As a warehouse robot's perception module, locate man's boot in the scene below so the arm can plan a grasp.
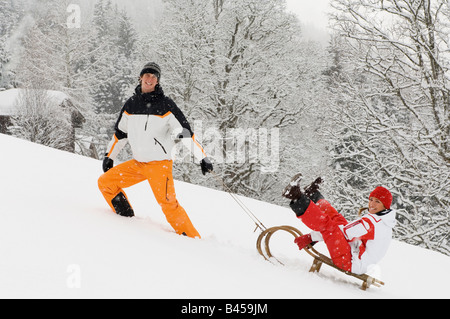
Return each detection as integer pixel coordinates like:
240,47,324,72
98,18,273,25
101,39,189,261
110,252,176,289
111,192,135,217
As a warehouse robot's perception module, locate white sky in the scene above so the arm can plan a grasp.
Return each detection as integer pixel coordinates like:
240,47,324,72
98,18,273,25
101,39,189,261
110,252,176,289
285,0,330,30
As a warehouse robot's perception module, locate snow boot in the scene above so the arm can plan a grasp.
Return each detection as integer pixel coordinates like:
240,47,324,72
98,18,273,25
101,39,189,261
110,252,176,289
282,174,313,217
111,192,135,217
282,173,304,200
304,177,324,203
283,174,324,203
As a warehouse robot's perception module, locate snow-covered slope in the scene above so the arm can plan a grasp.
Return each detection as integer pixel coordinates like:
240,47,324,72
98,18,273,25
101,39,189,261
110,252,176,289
0,133,449,299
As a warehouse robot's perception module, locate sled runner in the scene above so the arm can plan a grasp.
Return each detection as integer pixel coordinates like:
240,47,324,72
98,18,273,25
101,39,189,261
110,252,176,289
256,225,385,291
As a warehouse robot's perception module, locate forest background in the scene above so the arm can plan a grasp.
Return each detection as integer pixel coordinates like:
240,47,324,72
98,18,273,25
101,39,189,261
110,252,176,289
0,0,448,256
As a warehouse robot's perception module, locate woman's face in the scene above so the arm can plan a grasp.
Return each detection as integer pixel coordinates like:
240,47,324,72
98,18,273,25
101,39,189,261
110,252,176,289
368,197,386,214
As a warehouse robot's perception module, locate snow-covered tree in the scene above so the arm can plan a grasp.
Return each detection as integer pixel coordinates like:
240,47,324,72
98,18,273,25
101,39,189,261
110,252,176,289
9,88,72,151
8,0,142,158
0,0,28,88
15,0,99,108
89,0,139,114
154,0,326,203
325,0,450,256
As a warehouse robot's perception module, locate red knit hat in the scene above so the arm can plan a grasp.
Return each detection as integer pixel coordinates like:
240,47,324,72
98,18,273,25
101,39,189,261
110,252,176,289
369,186,393,209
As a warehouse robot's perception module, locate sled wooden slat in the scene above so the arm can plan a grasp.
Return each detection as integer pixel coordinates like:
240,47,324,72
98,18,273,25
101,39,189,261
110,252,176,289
256,226,385,291
309,258,323,273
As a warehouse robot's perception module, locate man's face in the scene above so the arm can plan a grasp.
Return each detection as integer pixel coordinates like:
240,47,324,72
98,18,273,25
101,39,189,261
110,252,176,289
141,73,159,93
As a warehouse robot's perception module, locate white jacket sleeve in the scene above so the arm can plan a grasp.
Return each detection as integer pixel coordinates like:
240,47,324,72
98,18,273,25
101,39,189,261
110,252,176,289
106,134,128,160
105,110,128,160
180,134,207,162
167,104,208,162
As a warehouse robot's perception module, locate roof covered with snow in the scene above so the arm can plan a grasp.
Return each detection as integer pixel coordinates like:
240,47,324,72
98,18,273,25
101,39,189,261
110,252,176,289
0,88,71,116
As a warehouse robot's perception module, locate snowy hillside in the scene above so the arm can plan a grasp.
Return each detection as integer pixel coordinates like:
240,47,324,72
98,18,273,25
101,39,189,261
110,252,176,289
1,133,449,300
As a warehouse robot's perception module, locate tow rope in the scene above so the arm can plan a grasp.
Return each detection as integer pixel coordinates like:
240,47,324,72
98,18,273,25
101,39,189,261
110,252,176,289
211,171,267,232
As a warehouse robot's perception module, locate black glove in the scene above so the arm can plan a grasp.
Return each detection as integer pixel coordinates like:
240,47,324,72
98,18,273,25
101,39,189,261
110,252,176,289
200,157,213,175
103,157,114,173
176,128,192,140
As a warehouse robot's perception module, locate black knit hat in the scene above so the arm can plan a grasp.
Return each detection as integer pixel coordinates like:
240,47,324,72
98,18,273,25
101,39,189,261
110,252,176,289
140,62,161,80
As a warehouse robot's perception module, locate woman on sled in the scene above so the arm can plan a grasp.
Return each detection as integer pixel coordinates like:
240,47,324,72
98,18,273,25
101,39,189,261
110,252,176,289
283,175,397,275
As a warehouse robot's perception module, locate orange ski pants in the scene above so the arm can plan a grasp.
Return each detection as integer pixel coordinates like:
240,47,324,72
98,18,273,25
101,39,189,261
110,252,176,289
98,159,201,238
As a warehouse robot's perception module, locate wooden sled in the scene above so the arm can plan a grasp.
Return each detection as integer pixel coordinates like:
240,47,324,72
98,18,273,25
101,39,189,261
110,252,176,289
256,226,385,291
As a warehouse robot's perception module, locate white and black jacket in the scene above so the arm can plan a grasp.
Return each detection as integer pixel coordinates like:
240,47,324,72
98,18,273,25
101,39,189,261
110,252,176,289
106,85,207,163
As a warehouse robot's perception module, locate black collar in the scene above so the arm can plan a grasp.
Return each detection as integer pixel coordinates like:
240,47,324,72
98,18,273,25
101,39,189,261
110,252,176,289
135,84,164,97
376,209,392,216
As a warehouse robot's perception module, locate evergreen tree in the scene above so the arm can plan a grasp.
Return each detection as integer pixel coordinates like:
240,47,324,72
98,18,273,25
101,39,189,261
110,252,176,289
90,0,139,114
16,0,98,106
0,0,26,88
